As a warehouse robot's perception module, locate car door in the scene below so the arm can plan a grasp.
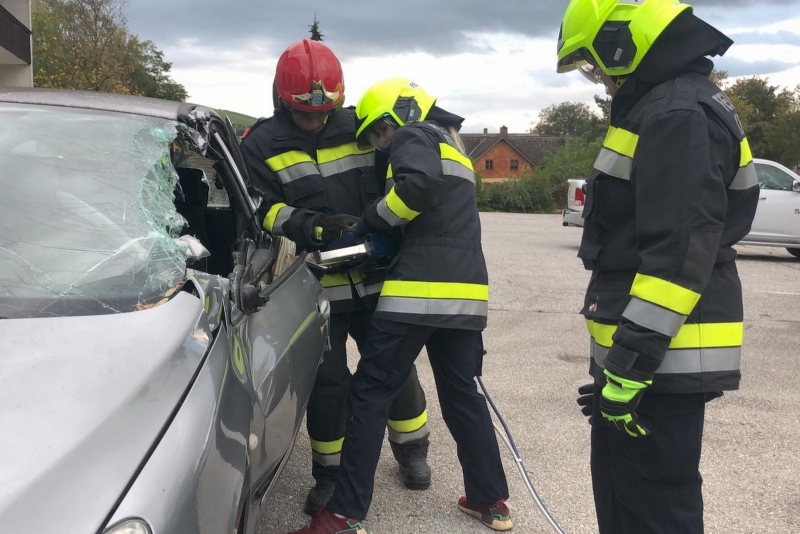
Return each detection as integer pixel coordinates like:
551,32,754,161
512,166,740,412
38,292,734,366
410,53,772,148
210,117,329,496
750,161,800,244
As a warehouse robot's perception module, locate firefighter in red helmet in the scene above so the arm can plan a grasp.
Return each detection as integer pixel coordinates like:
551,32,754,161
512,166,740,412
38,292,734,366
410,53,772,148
241,39,432,516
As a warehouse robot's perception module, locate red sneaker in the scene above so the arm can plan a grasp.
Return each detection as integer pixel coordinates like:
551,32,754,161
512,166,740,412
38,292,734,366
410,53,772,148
457,496,513,531
288,508,367,534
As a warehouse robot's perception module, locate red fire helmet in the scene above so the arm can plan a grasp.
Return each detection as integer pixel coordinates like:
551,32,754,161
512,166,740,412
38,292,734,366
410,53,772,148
274,39,344,113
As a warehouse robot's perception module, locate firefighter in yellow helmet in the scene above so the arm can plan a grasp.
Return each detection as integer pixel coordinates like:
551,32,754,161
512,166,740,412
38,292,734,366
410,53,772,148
557,1,759,532
289,78,511,533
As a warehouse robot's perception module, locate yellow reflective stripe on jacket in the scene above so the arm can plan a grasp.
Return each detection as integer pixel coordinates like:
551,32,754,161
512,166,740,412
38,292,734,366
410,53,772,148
377,187,420,226
263,202,295,235
321,271,365,288
266,150,314,171
586,319,743,349
630,274,701,316
730,138,758,190
310,437,344,455
440,143,475,183
603,126,639,158
668,322,743,349
317,143,374,177
381,281,488,301
387,163,393,179
739,138,753,167
316,142,372,164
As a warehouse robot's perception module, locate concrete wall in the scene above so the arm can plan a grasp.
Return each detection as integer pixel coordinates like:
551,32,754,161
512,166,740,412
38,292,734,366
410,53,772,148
0,0,32,87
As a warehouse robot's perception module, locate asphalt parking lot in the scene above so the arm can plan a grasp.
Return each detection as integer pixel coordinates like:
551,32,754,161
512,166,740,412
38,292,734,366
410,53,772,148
259,212,800,534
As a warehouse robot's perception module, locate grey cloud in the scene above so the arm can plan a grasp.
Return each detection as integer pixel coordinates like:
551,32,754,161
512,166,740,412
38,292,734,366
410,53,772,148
729,30,800,47
714,57,800,77
128,0,800,63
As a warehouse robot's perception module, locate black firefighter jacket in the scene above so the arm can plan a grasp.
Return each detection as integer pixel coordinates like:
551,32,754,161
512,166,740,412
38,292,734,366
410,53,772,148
362,119,488,331
582,68,759,394
241,108,385,314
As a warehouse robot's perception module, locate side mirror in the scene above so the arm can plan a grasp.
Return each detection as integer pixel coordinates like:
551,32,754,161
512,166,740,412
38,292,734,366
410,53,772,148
793,181,800,193
232,244,274,315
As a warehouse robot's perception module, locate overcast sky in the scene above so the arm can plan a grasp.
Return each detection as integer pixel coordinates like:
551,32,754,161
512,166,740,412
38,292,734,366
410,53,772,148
126,1,800,133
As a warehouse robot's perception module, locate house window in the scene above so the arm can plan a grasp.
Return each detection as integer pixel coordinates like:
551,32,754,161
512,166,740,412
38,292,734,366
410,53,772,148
510,159,519,171
485,159,494,170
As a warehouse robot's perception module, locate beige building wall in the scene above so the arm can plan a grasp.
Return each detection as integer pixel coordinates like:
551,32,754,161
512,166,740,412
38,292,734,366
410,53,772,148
0,0,33,87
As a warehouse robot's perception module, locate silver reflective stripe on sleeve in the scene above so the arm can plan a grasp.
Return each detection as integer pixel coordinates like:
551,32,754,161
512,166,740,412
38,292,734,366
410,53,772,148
318,153,374,177
591,340,742,374
311,452,341,467
376,196,407,227
385,178,396,194
324,285,353,302
376,297,488,317
729,162,758,190
357,282,383,299
272,206,296,236
388,424,430,444
622,297,686,338
442,160,475,183
593,148,632,181
275,162,320,185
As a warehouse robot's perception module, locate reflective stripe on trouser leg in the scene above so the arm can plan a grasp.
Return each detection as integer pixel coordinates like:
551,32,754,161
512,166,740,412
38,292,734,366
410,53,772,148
306,313,351,475
388,411,429,444
388,363,429,445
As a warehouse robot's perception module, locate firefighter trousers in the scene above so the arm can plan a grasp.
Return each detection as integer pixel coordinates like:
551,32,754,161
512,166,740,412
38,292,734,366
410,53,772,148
305,309,429,482
327,319,509,520
591,384,708,534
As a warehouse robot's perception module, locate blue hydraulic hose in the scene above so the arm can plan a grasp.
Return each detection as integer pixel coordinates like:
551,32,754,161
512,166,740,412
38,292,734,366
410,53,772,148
477,376,567,534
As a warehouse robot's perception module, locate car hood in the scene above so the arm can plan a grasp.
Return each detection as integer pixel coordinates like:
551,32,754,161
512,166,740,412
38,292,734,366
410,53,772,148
0,292,207,534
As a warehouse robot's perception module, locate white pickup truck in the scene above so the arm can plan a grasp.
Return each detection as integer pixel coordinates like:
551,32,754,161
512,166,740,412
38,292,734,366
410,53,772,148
561,158,800,258
561,178,587,228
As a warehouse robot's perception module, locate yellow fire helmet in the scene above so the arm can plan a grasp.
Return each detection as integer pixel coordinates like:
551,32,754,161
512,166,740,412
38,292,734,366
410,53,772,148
557,0,692,77
355,77,436,145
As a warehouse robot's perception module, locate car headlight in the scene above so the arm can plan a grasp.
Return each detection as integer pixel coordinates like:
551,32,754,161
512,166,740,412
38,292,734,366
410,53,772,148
103,519,152,534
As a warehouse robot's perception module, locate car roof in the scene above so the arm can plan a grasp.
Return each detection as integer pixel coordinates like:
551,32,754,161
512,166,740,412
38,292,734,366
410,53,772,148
0,87,186,120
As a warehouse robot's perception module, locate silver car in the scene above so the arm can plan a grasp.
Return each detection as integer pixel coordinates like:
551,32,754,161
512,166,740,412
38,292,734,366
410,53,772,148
739,158,800,257
0,88,330,534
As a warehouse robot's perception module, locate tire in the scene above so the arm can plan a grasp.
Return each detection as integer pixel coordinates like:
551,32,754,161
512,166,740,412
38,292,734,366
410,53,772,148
787,248,800,258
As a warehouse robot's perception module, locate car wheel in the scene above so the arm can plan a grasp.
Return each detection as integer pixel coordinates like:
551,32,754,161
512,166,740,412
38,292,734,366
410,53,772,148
787,248,800,259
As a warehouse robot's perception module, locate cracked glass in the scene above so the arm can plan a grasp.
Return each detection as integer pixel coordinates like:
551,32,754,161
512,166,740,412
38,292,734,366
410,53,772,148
0,102,198,318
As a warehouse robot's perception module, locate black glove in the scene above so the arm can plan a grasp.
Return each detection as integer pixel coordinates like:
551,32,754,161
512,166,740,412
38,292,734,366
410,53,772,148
309,214,360,243
577,383,594,425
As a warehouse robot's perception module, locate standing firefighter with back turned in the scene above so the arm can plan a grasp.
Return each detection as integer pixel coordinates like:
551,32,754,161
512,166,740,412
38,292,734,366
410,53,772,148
556,1,759,532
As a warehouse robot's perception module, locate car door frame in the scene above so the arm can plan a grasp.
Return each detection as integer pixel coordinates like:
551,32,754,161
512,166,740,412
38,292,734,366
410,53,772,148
200,112,329,519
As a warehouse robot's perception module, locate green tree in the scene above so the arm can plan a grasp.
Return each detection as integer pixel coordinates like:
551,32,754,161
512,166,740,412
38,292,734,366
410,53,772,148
309,14,324,41
709,69,728,87
532,102,605,139
728,77,796,161
594,94,611,122
32,0,188,101
129,38,188,101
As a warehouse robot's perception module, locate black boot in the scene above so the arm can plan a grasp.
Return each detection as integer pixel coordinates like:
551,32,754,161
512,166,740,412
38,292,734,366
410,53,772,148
304,463,338,516
390,438,431,490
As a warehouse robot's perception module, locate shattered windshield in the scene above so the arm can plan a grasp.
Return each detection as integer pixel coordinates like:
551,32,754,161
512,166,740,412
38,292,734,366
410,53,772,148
0,103,193,318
